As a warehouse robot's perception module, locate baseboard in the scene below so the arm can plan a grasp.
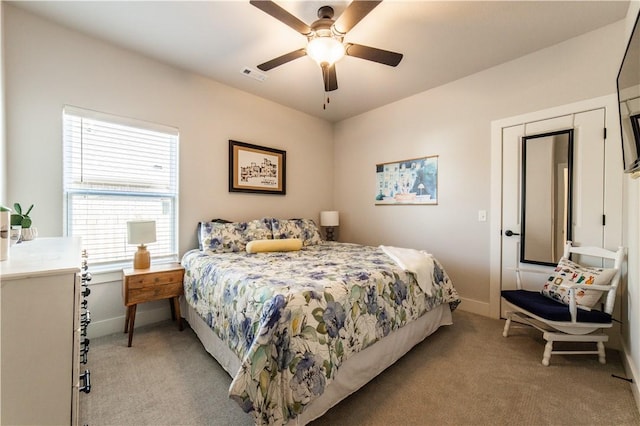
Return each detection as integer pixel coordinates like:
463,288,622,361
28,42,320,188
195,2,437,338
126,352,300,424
87,306,172,339
456,297,490,317
621,339,640,415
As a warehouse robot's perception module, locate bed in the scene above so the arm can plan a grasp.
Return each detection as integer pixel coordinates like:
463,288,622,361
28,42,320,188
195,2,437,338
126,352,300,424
180,218,460,425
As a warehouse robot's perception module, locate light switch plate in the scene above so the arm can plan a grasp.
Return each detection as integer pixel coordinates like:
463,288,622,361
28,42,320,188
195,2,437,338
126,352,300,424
478,210,487,222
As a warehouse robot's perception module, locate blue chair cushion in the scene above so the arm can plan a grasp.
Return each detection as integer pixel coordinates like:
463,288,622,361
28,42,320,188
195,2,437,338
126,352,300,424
501,290,612,323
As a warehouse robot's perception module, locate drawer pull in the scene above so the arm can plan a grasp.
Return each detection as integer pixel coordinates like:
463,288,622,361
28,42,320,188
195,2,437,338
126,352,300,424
81,311,91,327
81,337,90,354
79,370,91,393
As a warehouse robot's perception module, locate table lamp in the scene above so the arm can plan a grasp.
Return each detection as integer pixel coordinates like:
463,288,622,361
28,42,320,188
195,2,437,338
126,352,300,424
127,220,156,269
320,211,339,241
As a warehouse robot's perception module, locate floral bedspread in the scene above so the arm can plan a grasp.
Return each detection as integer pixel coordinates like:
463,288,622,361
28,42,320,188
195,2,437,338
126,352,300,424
181,242,459,424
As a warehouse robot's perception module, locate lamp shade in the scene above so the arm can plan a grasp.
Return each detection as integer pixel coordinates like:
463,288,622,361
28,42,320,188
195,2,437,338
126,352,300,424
320,211,339,227
127,220,156,245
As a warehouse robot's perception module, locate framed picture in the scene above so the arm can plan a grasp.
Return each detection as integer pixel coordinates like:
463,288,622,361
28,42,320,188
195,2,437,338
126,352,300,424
375,155,438,205
229,140,286,195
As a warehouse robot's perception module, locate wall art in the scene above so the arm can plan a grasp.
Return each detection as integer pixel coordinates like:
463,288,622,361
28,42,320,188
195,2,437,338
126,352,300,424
375,155,438,205
229,140,286,195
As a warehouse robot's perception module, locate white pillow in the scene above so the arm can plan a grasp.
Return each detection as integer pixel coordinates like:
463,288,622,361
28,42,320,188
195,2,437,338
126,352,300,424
541,257,616,308
246,238,302,253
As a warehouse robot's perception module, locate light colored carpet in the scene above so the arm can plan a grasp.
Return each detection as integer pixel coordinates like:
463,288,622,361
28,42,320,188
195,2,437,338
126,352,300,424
79,310,640,425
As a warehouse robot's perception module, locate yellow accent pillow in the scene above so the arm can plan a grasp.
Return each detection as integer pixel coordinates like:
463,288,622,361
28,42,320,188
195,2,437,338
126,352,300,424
246,238,302,253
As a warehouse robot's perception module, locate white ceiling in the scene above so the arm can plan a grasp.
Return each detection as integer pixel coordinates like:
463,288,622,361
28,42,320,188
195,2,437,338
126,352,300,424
10,0,630,122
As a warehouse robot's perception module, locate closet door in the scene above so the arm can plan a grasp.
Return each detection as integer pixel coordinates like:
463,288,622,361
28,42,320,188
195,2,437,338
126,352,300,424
500,108,606,302
572,109,606,249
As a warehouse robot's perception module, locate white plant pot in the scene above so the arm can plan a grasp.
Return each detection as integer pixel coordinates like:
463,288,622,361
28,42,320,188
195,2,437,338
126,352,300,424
21,227,38,241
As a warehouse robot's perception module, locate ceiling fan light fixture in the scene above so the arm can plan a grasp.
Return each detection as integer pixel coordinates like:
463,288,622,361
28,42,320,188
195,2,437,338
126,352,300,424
306,36,345,66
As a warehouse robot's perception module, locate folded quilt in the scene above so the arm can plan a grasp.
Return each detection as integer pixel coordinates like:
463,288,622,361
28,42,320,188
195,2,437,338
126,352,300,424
380,245,435,296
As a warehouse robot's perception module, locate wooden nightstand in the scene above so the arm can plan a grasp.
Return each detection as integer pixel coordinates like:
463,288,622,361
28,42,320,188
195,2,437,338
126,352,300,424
122,263,185,347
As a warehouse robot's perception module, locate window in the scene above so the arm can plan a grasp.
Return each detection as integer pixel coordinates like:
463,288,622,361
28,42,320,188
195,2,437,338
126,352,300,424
63,106,179,268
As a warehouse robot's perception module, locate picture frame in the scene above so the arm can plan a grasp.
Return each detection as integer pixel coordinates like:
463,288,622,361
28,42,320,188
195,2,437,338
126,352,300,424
375,155,438,205
229,140,286,195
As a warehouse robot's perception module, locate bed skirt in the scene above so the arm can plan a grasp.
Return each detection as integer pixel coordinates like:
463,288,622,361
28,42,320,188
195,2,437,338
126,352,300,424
180,297,452,425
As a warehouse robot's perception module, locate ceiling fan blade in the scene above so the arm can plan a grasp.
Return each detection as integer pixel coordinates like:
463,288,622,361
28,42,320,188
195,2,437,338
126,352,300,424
334,0,382,34
257,48,307,71
250,0,311,35
321,63,338,92
345,43,403,67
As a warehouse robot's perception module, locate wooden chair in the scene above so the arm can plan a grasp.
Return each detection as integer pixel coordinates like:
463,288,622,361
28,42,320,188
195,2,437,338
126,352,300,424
501,241,625,366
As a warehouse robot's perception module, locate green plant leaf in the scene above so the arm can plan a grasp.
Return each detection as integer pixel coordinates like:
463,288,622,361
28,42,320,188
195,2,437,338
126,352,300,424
24,204,34,216
10,214,22,226
21,217,32,228
13,203,22,215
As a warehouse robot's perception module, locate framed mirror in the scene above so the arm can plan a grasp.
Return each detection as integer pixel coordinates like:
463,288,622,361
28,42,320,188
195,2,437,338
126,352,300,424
521,129,574,266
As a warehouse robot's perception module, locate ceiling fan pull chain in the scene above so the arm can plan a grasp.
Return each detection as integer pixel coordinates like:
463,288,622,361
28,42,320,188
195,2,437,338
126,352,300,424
323,95,331,110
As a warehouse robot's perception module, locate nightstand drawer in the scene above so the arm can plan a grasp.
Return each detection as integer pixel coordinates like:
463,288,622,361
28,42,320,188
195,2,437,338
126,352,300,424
127,270,184,289
126,280,183,305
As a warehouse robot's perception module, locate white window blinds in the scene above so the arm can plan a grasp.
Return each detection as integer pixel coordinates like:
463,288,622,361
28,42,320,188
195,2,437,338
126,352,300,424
63,106,179,267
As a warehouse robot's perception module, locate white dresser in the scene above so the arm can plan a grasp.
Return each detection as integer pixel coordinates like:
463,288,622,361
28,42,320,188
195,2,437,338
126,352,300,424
1,237,83,425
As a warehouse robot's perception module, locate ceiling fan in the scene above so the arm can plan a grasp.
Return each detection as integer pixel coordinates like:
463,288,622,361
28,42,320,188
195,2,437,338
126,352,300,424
250,0,403,92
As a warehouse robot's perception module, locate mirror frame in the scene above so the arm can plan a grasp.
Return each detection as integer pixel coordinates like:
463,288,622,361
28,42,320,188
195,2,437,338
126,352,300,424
520,129,574,266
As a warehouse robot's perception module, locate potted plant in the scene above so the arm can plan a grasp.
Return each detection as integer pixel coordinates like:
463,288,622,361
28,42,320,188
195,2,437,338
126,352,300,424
11,203,37,241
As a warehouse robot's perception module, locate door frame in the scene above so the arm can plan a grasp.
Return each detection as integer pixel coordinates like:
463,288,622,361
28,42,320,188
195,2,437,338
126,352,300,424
489,93,622,319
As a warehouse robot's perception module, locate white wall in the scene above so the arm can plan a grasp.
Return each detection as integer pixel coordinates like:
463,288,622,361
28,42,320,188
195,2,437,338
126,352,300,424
621,0,640,409
5,5,334,249
3,4,334,336
334,1,640,405
333,20,627,314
